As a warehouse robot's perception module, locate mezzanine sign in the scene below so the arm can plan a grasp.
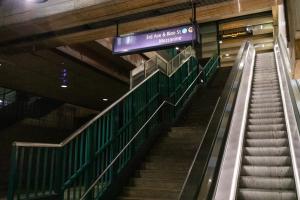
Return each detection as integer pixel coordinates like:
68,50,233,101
113,24,196,55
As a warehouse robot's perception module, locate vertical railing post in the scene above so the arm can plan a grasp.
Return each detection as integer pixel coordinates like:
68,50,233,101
129,71,133,90
112,106,120,181
54,148,64,200
8,145,17,200
144,62,147,79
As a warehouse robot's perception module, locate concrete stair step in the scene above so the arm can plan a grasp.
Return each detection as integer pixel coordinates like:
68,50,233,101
135,169,187,179
131,178,183,189
142,162,190,170
121,187,179,199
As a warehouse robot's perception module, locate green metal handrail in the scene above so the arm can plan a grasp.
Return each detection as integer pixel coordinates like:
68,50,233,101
7,51,219,200
202,54,219,85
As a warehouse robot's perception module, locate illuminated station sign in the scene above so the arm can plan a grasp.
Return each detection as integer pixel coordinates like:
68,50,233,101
113,24,196,55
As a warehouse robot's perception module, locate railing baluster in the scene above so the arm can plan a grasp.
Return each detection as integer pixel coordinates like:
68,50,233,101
17,148,25,200
49,149,55,194
8,49,214,200
26,148,33,199
34,148,41,196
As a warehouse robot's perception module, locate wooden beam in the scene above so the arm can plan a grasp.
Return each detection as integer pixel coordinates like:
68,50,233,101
219,16,273,31
57,42,132,83
0,0,190,42
0,0,278,53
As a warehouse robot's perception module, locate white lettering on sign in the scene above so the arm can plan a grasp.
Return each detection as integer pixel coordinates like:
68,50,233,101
158,36,183,44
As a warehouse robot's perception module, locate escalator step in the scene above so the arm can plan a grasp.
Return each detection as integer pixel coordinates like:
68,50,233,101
252,87,279,92
245,138,288,147
249,112,284,119
241,166,293,177
243,156,291,166
249,107,283,114
247,124,285,132
251,94,281,100
250,102,282,109
246,131,286,139
244,147,289,156
253,81,278,85
238,188,297,200
248,118,285,125
239,176,295,190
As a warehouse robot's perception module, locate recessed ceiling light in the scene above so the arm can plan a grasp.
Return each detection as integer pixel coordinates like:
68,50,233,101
225,53,230,57
61,84,68,88
102,98,108,102
27,0,48,3
175,47,180,50
219,40,223,44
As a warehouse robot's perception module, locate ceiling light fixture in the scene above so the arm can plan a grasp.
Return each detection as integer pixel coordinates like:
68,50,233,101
102,98,109,102
219,40,223,44
27,0,48,3
175,47,180,50
225,53,230,57
61,84,68,88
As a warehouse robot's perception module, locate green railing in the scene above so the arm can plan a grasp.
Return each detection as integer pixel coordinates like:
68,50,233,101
7,49,219,200
130,46,194,89
202,54,219,85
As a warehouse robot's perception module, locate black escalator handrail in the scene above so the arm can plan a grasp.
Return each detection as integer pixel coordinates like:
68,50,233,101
178,41,251,200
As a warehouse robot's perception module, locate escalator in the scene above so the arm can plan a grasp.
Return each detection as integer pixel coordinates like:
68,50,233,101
210,39,300,200
237,52,297,199
177,39,300,200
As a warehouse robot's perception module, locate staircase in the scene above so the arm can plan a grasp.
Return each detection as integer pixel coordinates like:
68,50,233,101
117,67,231,200
0,104,97,198
237,53,297,200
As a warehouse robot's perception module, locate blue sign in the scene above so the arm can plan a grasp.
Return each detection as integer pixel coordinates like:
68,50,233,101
113,24,196,55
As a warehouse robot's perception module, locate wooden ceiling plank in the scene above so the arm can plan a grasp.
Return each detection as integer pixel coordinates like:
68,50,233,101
0,0,278,53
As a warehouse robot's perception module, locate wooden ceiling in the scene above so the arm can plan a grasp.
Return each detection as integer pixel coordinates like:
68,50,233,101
0,0,281,110
219,12,275,67
0,0,279,53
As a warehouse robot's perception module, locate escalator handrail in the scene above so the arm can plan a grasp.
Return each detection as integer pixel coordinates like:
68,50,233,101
213,42,255,200
275,36,300,198
178,41,251,200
